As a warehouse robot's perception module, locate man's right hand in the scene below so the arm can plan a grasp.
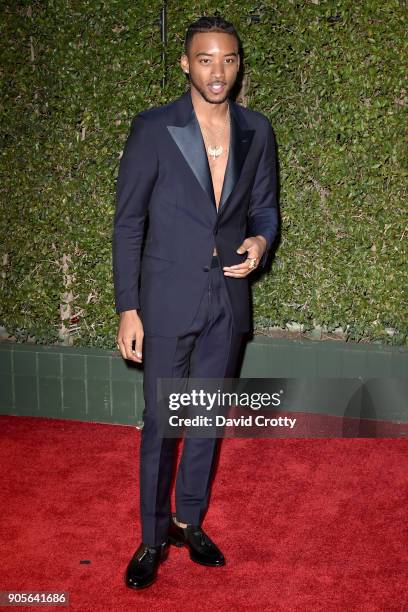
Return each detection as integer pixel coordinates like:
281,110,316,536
116,309,144,363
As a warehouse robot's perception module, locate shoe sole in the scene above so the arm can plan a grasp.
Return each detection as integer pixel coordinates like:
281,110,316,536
125,575,156,590
168,535,225,567
189,554,226,567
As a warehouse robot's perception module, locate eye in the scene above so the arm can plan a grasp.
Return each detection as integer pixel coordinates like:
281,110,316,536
199,59,211,64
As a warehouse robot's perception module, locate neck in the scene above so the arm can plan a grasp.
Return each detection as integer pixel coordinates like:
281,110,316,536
190,87,229,125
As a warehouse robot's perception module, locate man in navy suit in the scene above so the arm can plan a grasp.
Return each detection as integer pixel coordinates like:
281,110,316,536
112,15,278,588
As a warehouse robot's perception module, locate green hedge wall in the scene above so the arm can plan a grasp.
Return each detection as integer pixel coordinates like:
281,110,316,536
1,0,407,347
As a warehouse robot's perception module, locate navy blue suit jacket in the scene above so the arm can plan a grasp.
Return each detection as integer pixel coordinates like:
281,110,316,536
112,90,278,337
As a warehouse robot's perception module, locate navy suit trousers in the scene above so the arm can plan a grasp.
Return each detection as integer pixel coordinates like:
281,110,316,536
140,255,244,546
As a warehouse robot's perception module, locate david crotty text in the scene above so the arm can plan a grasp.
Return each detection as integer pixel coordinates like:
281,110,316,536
168,415,297,429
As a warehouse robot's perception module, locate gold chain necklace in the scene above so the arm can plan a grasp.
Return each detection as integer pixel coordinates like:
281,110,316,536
200,105,230,161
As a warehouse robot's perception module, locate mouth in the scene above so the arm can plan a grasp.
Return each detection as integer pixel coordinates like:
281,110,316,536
208,82,226,94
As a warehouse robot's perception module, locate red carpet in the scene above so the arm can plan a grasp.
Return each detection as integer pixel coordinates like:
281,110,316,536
0,415,407,611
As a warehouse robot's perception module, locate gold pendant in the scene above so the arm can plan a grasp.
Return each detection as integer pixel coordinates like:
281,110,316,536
207,144,223,160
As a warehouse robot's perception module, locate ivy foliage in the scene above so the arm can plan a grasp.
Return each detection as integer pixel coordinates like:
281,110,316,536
0,0,406,347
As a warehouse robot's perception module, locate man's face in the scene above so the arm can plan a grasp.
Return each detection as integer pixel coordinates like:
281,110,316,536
181,32,240,104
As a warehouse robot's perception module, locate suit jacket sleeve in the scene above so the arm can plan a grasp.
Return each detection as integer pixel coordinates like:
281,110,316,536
247,118,279,269
112,115,158,314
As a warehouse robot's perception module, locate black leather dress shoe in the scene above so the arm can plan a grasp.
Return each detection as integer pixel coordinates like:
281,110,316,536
125,541,168,589
167,515,225,567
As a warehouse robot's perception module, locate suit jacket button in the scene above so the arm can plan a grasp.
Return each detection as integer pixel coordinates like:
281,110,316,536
203,266,210,272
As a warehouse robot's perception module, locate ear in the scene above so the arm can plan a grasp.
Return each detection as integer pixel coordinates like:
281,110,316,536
180,54,189,75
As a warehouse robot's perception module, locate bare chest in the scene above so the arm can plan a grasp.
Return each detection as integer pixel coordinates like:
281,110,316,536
205,131,230,211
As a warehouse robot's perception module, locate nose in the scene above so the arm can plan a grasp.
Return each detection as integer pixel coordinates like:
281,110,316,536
211,60,225,80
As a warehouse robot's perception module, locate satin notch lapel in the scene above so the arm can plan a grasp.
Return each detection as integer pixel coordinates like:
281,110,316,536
219,110,254,210
167,112,215,207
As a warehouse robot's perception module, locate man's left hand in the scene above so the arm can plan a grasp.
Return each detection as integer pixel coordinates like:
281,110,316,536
223,236,267,278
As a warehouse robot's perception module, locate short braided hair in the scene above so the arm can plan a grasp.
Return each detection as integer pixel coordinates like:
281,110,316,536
184,15,240,56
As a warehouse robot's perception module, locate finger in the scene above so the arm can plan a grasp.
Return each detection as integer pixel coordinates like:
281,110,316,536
223,263,251,271
134,332,144,362
116,338,126,359
236,238,252,255
224,265,252,277
242,237,253,249
224,258,258,277
224,270,250,277
124,336,141,363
